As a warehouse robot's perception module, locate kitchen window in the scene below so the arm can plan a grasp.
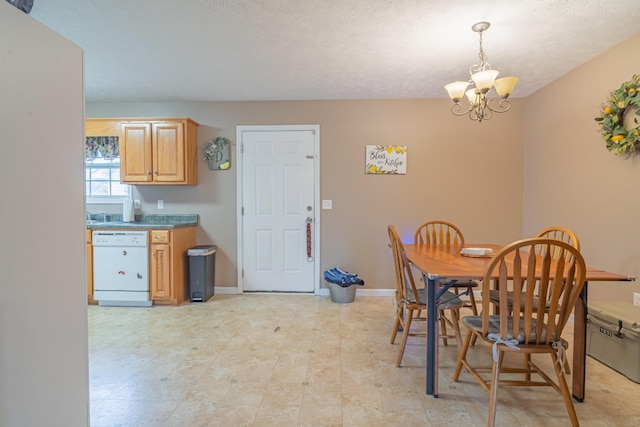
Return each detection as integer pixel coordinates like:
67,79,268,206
86,158,130,203
85,135,130,203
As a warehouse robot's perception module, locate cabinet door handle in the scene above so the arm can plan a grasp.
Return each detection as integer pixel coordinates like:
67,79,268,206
154,170,158,174
146,170,151,174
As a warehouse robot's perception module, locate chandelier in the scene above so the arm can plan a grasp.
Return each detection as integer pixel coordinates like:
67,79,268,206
444,22,518,122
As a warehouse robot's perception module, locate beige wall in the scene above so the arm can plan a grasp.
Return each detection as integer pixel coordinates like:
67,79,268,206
88,99,524,290
88,32,640,301
523,32,640,303
1,3,88,425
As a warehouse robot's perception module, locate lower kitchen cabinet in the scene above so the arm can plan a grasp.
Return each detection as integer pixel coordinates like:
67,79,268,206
150,227,196,305
87,226,196,305
150,230,171,301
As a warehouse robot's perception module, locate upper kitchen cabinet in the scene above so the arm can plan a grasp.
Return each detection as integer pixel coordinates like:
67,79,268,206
120,118,199,185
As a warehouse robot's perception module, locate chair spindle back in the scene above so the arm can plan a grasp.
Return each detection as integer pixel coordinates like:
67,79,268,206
480,238,586,345
414,220,464,246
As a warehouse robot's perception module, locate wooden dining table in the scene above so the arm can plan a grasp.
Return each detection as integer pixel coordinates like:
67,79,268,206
404,243,634,401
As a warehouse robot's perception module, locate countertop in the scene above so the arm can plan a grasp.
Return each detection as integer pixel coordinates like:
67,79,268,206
86,214,198,230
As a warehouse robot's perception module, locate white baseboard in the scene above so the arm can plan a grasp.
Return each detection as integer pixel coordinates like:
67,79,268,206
319,287,395,297
215,286,395,297
214,286,241,295
354,288,395,297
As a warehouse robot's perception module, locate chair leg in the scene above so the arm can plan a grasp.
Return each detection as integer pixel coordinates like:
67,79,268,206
470,331,478,347
450,308,462,348
467,285,478,315
396,308,414,367
390,300,405,344
488,350,504,427
524,353,531,381
453,329,473,381
463,285,479,346
390,310,401,344
551,351,580,427
560,340,571,374
439,311,449,346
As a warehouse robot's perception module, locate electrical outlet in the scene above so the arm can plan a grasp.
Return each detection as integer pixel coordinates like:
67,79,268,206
133,199,140,209
157,200,164,210
634,292,640,307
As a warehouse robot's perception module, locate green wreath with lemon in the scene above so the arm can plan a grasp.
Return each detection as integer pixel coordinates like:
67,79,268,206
595,74,640,156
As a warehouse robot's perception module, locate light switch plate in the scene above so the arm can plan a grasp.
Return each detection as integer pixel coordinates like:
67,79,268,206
322,200,332,209
157,200,164,209
133,199,141,209
634,292,640,306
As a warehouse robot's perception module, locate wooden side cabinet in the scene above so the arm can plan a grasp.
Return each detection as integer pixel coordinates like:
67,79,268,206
150,227,196,305
120,118,199,185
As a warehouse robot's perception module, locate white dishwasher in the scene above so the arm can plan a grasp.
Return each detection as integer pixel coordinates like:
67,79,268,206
92,230,151,307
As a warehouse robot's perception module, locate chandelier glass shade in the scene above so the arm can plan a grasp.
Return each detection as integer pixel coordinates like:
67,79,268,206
445,22,518,122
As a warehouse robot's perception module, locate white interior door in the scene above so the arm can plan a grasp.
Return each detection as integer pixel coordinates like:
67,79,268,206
238,126,319,292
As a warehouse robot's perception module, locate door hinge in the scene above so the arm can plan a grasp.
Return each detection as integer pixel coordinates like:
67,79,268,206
241,206,244,216
240,142,244,153
242,269,244,278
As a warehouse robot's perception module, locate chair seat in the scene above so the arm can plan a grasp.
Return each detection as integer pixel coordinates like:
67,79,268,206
405,289,462,309
462,315,558,344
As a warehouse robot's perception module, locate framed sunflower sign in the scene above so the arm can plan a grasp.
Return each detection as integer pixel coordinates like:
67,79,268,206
365,145,407,174
595,74,640,156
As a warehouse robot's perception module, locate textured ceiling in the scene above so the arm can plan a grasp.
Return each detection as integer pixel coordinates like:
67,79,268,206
29,0,640,102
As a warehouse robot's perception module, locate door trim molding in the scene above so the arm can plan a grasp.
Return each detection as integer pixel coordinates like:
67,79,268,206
235,125,321,294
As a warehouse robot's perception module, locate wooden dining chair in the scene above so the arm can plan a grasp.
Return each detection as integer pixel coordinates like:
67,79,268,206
536,226,581,258
487,226,581,373
453,238,586,427
414,221,479,328
388,225,463,367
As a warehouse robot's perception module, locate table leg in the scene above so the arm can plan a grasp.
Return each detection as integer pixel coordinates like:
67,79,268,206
572,281,588,402
425,274,439,397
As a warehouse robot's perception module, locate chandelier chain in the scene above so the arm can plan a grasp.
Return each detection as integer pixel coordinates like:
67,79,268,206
470,29,490,76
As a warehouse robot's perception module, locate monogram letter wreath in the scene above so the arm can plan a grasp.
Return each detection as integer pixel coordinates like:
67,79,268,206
595,74,640,156
203,137,230,170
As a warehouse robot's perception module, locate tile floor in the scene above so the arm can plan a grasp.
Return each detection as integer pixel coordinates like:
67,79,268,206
89,294,640,426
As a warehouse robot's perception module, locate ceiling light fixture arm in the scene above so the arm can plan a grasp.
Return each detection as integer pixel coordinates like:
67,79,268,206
450,94,510,122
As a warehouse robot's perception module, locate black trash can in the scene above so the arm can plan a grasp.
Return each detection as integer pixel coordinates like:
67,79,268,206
188,245,216,302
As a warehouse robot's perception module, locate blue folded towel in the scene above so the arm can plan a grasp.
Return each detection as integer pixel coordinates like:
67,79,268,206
331,267,357,278
324,268,364,287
